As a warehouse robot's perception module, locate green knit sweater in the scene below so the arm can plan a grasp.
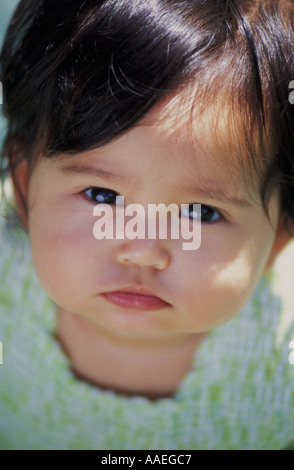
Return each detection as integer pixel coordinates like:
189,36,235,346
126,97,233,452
0,212,294,450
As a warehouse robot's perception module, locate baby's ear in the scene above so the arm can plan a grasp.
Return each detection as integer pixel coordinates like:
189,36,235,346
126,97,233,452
264,217,293,272
10,155,29,229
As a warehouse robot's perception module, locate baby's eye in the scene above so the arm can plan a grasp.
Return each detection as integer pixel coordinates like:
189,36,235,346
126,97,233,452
84,187,120,205
181,204,222,223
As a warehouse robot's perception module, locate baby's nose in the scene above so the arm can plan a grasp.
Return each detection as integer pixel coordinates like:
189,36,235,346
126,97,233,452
115,239,170,270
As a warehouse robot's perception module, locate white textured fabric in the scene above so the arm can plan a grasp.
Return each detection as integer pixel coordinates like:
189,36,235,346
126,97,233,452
0,213,294,450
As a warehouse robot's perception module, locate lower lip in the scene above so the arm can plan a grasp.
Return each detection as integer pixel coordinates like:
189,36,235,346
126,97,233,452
101,292,170,311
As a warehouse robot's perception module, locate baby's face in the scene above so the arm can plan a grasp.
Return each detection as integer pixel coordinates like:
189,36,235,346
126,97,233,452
24,94,285,339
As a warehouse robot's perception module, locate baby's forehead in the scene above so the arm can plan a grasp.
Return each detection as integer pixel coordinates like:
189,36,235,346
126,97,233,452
139,87,269,196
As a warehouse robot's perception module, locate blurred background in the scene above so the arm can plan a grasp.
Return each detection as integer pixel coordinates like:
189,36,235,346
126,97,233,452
0,0,19,145
0,0,19,44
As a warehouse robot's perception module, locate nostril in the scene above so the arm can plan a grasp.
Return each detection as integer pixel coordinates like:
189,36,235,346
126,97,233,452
116,242,170,270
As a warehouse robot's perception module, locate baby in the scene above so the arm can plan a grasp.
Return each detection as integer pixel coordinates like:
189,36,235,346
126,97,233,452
0,0,294,450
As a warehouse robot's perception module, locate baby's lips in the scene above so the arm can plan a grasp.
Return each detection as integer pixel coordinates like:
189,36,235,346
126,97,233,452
101,285,171,310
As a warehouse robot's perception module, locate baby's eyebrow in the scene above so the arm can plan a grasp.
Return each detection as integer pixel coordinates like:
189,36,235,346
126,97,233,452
60,163,255,207
60,163,127,181
180,187,255,207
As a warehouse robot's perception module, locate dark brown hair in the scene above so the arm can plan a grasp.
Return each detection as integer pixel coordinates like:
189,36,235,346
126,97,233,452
1,0,294,224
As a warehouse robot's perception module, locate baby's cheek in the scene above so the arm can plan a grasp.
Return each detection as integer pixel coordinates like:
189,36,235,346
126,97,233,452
178,252,257,331
29,220,94,303
203,257,258,320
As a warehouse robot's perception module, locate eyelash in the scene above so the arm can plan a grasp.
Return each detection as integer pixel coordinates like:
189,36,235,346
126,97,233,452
83,187,224,223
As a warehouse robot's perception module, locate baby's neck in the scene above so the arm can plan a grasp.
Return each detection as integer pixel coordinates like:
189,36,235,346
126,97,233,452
55,308,206,400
